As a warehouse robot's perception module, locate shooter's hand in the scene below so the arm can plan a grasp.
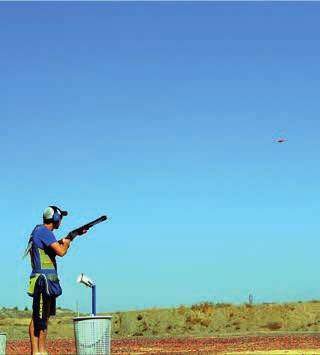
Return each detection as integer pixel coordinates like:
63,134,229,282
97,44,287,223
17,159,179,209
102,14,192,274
62,238,71,246
66,229,88,241
66,231,77,241
59,238,71,246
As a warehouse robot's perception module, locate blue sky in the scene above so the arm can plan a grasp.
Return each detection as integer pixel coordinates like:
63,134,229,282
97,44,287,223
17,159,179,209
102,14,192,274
2,2,320,313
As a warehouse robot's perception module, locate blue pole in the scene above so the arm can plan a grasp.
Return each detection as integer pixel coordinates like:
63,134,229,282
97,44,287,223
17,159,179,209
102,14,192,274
92,285,96,316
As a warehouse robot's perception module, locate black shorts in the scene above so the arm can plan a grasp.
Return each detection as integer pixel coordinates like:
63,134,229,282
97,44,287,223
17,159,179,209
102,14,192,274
32,286,56,331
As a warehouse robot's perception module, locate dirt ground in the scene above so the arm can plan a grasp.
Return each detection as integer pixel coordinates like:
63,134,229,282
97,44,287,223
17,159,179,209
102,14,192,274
6,334,320,354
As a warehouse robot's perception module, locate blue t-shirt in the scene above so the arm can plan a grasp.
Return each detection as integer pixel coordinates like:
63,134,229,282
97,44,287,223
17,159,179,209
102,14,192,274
29,225,58,275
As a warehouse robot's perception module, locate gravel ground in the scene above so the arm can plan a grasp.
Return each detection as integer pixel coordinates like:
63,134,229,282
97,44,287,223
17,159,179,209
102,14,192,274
6,334,320,354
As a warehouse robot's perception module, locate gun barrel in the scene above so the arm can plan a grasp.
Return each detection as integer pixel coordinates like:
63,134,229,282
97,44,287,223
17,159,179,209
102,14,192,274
83,215,107,230
67,215,108,240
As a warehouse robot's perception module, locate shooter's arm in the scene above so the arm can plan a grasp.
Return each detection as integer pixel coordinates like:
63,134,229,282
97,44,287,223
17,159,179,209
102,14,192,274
51,238,71,257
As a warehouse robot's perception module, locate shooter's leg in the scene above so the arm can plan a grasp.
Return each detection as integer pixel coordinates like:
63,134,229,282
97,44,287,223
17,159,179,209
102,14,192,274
29,318,39,355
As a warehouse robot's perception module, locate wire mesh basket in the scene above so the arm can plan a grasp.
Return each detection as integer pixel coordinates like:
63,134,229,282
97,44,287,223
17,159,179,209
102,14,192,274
0,333,6,355
73,316,112,355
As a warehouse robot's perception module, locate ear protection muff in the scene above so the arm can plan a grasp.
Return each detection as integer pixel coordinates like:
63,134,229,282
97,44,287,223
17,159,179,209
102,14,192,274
50,206,62,223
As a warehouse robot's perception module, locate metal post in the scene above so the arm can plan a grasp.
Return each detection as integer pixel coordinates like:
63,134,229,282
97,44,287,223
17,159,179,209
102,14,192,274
92,285,96,316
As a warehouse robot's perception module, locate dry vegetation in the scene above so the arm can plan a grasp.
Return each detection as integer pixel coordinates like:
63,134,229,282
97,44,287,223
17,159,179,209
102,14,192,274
2,301,320,340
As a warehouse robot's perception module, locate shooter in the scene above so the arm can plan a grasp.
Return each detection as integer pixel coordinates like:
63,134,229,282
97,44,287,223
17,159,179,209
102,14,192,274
25,206,107,355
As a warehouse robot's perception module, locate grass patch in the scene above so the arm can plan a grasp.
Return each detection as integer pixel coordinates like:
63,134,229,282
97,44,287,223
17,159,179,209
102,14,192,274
2,300,320,339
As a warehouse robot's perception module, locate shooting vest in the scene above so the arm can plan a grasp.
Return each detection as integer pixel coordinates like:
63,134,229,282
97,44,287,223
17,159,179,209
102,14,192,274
26,225,62,297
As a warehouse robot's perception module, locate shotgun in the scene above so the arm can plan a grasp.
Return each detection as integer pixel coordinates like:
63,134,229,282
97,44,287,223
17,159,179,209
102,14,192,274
66,215,107,241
